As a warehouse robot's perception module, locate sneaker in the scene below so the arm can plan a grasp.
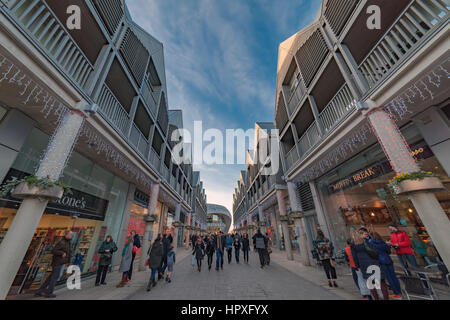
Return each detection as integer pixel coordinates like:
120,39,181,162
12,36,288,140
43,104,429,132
44,294,56,298
101,282,107,285
389,294,402,299
167,278,171,283
333,282,338,288
215,267,219,271
95,283,100,287
328,282,333,287
34,292,43,297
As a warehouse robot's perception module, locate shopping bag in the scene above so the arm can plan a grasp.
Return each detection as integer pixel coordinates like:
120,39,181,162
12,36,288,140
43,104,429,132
191,256,195,267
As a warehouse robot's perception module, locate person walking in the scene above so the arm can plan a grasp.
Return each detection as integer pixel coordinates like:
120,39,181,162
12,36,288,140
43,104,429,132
241,233,250,264
116,235,133,288
127,230,141,282
264,233,271,266
95,235,117,286
233,236,241,264
215,231,226,271
344,239,360,292
369,232,402,299
205,235,216,271
388,223,418,274
351,228,389,300
35,230,72,298
254,229,268,268
313,230,338,288
159,233,171,280
192,237,205,272
166,245,176,283
225,234,233,264
146,235,164,292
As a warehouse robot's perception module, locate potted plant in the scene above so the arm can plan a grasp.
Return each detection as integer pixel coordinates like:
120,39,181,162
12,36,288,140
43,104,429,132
0,175,71,202
172,220,184,228
145,214,158,223
288,210,304,219
388,171,443,195
279,215,290,222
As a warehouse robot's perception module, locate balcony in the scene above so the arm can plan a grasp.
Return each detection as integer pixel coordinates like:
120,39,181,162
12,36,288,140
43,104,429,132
286,81,306,115
97,84,130,137
319,83,356,133
5,0,94,89
129,124,149,158
160,164,169,182
141,76,158,117
149,148,160,171
358,0,449,90
285,145,299,172
298,121,321,156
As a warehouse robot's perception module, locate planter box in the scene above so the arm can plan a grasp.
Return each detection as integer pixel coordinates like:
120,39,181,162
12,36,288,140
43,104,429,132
144,215,157,223
279,215,290,222
289,212,304,219
395,177,444,195
173,221,184,228
12,182,63,201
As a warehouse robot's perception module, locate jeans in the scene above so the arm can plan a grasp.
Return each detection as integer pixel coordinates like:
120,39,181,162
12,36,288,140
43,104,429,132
321,259,337,280
196,258,202,269
95,265,109,285
235,248,240,263
150,268,158,280
381,263,401,295
216,249,224,269
159,255,168,274
397,254,418,274
227,248,232,263
351,267,360,290
356,269,370,296
243,249,249,263
207,254,214,268
258,249,266,266
37,265,63,295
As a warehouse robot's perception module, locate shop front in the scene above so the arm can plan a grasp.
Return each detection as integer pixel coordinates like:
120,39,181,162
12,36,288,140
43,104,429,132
315,124,449,265
0,127,130,296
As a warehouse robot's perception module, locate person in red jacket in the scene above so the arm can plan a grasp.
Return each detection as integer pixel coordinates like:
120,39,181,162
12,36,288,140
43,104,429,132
388,223,418,274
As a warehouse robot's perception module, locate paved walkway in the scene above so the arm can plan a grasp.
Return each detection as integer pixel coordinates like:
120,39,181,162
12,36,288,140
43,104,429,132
19,247,450,300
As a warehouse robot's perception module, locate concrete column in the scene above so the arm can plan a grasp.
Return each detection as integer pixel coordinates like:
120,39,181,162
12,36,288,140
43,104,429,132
276,189,293,261
0,110,85,300
0,109,35,183
113,184,136,267
139,182,160,271
172,202,182,251
287,181,311,266
368,107,450,269
258,205,267,234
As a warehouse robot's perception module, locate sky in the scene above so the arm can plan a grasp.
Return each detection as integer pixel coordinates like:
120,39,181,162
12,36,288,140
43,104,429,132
127,0,321,216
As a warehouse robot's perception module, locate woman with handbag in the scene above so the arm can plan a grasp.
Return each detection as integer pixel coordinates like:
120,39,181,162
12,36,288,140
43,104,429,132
351,228,389,300
95,235,117,286
313,230,338,288
192,237,205,272
146,235,163,292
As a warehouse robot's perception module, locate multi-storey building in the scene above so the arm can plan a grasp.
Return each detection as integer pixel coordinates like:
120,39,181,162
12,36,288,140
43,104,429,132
232,123,294,252
275,0,450,267
184,171,208,243
0,0,204,298
206,204,231,234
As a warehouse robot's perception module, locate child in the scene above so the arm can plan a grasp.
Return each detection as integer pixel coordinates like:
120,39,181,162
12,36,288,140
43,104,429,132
166,245,176,283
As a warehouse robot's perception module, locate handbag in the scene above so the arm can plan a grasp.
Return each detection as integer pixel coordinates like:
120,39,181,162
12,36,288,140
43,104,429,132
330,259,337,268
365,242,379,260
191,255,195,266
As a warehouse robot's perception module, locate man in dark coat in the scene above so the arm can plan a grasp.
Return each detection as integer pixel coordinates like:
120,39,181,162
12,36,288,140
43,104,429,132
254,229,268,268
127,230,141,281
95,235,117,286
159,234,171,279
35,230,72,298
147,236,163,291
214,231,227,271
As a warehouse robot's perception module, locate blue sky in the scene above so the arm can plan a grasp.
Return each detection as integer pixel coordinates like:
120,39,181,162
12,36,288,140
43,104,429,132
127,0,321,214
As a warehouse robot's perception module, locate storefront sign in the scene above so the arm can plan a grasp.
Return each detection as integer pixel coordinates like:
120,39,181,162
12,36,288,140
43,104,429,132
134,189,149,207
1,169,109,221
327,140,433,194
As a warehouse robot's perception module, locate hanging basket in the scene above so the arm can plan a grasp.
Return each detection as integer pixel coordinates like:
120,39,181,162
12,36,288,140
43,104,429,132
288,211,305,219
11,182,64,201
279,215,290,222
172,221,184,228
395,177,444,195
144,215,157,223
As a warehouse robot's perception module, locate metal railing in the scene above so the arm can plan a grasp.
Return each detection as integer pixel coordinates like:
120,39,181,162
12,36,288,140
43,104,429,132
97,84,130,137
285,146,299,172
6,0,94,89
129,124,149,157
298,121,321,155
149,148,160,171
161,164,169,182
286,81,306,114
319,83,356,133
358,0,448,89
142,77,158,117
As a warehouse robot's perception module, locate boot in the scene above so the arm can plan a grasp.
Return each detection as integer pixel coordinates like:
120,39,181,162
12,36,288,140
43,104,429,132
152,279,157,287
146,279,152,292
116,274,127,288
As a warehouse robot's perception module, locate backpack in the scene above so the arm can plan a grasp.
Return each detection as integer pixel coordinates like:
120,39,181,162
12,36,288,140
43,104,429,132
255,237,266,249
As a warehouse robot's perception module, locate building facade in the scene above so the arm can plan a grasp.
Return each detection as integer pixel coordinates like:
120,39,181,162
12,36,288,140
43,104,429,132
275,0,450,268
0,0,206,298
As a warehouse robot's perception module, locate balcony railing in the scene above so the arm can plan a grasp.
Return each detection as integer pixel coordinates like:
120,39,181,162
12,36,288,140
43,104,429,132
170,176,177,190
149,148,160,171
358,0,448,89
285,146,299,172
298,121,321,155
5,0,94,89
129,124,149,157
319,83,356,133
161,164,169,182
97,84,130,137
286,81,306,114
141,77,158,117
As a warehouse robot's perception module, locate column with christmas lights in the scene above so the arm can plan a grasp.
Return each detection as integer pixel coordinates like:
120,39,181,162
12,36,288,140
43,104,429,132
367,107,450,269
0,109,85,299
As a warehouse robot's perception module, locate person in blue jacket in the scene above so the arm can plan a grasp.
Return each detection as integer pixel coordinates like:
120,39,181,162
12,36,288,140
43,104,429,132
369,231,402,299
225,234,233,264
